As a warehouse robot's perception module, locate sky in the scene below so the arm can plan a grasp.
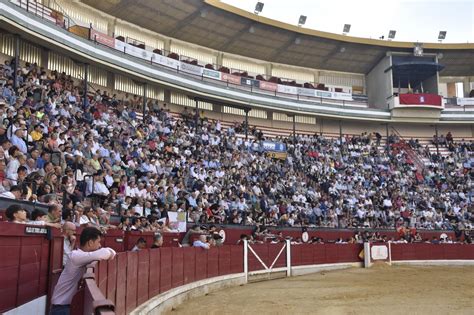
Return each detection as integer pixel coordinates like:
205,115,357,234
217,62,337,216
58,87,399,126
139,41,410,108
221,0,474,43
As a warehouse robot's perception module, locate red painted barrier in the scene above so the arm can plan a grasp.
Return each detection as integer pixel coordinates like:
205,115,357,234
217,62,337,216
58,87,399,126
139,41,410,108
207,247,219,278
0,223,62,314
230,246,244,274
125,231,181,250
125,252,138,314
171,248,184,288
137,250,150,306
148,249,161,297
268,244,286,268
248,244,269,271
103,230,125,253
218,246,231,276
291,244,363,266
159,248,172,293
115,253,127,315
391,243,474,261
195,248,208,281
106,258,117,306
182,248,196,284
218,226,456,246
97,257,108,295
2,216,471,315
82,263,115,315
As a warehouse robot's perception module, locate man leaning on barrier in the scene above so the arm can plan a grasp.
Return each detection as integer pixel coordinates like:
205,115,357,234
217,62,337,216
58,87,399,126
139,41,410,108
50,227,116,315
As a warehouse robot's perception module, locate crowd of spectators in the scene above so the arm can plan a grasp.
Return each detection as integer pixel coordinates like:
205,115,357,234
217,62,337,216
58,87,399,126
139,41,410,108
0,58,473,246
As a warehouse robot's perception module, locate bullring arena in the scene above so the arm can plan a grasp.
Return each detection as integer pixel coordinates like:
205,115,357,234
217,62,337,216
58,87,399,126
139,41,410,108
0,1,473,315
170,265,474,315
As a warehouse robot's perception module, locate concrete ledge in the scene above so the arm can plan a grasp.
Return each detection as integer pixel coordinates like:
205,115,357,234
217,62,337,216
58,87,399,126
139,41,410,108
130,273,246,315
392,260,474,266
291,262,362,276
4,295,46,315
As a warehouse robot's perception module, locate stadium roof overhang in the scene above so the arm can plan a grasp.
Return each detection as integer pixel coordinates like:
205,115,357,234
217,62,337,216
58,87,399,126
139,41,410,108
80,0,474,76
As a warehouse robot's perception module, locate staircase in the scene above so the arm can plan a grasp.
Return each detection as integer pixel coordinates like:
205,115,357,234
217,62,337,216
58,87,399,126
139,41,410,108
390,127,426,182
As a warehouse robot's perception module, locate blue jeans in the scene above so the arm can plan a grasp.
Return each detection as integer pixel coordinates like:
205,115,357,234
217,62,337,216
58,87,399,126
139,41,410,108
50,304,70,315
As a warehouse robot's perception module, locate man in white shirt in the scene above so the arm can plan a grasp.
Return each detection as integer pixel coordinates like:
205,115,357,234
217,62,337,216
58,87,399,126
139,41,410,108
0,185,22,199
92,172,110,196
11,128,27,154
50,227,116,314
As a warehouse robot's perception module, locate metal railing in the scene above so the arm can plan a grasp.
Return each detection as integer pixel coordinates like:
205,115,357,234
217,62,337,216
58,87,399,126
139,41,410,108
11,0,72,29
390,126,426,172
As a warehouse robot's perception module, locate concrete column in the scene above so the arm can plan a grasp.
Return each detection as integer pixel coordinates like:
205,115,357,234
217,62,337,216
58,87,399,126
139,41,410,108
41,47,49,70
106,71,115,91
213,103,222,113
13,35,20,90
314,71,320,85
266,110,273,122
107,18,116,37
142,83,147,121
244,109,251,140
163,39,172,54
83,63,88,108
463,77,471,97
216,52,224,68
164,89,171,104
264,63,272,77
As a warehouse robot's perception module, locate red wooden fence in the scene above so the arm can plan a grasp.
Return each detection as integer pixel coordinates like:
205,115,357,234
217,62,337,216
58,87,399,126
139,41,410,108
91,246,244,314
0,219,471,315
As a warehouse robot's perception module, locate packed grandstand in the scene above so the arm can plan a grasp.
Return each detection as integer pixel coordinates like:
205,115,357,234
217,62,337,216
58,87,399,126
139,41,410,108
1,0,474,314
1,60,473,240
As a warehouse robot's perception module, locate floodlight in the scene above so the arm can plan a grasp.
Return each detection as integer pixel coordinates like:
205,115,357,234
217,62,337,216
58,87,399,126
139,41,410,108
343,24,351,34
388,30,396,40
254,2,264,15
438,31,447,42
298,15,307,26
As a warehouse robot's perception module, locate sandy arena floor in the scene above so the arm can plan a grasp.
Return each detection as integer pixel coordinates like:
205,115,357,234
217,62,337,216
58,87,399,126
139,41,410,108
167,265,474,315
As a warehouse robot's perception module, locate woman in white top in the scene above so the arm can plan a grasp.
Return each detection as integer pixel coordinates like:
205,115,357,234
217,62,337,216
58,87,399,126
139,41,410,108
79,207,99,227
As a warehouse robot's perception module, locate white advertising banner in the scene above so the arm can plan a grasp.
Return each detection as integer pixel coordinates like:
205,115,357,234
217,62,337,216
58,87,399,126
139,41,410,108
179,62,203,76
371,245,389,260
202,68,222,80
277,84,298,95
166,211,187,232
457,97,474,106
113,41,353,101
153,54,180,69
115,40,150,60
315,90,353,101
297,87,316,97
332,92,354,101
114,40,180,69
